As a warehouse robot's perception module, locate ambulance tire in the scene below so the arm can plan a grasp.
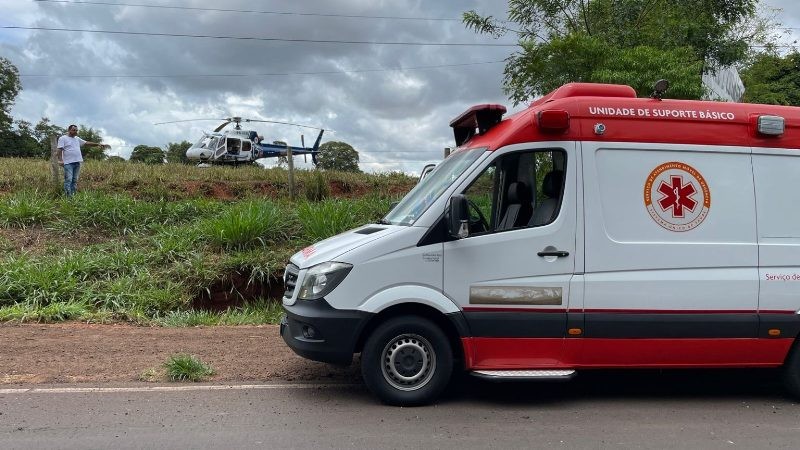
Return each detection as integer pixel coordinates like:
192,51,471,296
782,340,800,399
361,315,453,406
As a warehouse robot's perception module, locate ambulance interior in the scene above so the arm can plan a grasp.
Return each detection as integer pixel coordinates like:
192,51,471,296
463,150,565,234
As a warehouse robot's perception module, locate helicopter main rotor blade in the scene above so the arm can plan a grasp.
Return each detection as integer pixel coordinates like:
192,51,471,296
244,118,324,131
154,118,228,125
213,121,232,132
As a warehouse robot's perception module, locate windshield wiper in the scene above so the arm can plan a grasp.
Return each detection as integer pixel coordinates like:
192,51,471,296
375,218,392,225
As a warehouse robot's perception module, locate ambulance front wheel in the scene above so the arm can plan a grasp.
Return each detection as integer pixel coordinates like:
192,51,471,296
361,315,453,406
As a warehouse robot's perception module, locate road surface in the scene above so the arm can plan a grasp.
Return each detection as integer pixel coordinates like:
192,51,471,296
1,370,798,449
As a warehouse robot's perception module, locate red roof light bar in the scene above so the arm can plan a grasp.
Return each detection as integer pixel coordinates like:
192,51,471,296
450,104,507,147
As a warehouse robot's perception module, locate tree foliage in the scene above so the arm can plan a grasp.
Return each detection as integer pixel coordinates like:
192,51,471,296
130,145,165,164
464,0,766,102
77,125,107,160
34,117,65,155
316,141,361,173
0,57,21,131
740,52,800,105
0,121,39,158
165,140,192,164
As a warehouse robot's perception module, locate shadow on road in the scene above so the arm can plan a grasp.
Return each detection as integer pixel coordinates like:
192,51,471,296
441,368,791,406
291,367,794,407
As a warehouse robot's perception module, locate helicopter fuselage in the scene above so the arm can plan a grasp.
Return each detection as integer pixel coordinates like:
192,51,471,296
186,128,323,165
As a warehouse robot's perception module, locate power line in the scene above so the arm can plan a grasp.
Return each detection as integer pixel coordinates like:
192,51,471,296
19,60,504,78
1,26,517,47
32,0,462,22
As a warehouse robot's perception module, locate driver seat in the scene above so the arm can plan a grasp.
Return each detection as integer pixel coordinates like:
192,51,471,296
497,181,533,231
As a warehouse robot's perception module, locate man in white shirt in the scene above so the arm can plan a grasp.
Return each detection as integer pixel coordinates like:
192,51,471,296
57,124,109,197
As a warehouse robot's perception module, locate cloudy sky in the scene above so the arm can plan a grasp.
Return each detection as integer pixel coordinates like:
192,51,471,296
1,0,799,173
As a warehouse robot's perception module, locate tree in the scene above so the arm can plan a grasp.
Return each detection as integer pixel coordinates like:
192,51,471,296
464,0,765,102
106,155,126,163
76,125,108,160
740,52,800,105
0,120,39,158
0,57,21,131
315,141,361,173
165,140,192,164
130,145,165,164
33,117,65,158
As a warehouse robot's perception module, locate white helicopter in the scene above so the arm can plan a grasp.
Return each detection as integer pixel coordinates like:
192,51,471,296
155,117,325,165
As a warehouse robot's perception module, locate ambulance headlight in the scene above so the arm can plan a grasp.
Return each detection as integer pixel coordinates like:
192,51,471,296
298,262,353,300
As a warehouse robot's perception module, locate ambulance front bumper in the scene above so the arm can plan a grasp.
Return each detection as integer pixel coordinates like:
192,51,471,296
280,298,372,365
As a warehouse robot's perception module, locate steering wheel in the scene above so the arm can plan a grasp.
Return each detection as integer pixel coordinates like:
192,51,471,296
466,198,489,233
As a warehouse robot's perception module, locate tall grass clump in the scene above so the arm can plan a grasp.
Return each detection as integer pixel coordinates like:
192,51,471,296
0,190,57,228
304,170,330,201
0,255,82,306
197,200,291,250
58,192,143,233
296,198,378,242
164,354,215,382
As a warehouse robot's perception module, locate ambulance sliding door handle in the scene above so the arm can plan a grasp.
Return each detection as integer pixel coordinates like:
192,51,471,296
537,249,569,258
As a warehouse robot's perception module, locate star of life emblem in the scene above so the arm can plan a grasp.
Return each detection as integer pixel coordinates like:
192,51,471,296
644,162,710,232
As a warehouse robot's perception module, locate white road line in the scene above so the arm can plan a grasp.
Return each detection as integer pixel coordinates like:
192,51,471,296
0,383,359,394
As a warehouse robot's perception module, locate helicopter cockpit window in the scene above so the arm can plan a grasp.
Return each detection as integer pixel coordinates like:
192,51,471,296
195,135,215,149
241,141,252,154
216,137,227,153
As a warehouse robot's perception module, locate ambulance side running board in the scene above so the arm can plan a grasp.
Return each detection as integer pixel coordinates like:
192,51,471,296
471,369,576,381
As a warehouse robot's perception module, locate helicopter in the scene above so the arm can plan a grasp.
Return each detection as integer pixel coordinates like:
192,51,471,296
155,117,325,165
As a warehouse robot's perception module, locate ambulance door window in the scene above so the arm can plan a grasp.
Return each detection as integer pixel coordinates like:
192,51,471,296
461,149,565,235
462,163,496,234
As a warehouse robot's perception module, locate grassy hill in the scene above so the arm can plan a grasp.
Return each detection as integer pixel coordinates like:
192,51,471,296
0,158,416,325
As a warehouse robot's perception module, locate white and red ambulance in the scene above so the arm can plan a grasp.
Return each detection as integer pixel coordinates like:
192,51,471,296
281,82,800,406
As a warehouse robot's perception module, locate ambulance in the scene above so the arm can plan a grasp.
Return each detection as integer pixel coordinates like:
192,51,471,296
280,82,800,406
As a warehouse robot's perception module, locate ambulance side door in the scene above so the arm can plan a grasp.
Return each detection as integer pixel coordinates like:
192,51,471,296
443,142,578,369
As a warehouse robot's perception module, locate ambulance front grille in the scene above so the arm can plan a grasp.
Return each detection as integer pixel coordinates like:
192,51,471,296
283,264,299,298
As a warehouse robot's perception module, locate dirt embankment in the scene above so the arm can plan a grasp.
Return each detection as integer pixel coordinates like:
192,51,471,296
0,323,359,385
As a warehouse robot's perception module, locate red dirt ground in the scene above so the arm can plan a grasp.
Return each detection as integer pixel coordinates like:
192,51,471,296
0,323,359,384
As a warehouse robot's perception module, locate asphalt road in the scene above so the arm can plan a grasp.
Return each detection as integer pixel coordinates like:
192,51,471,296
1,370,799,449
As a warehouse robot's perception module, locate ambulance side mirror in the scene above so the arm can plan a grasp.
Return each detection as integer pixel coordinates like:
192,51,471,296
447,195,469,239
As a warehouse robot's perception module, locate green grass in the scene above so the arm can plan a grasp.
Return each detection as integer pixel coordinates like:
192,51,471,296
0,157,413,325
0,158,415,200
0,301,90,323
197,200,292,250
0,190,56,228
155,300,285,327
164,354,215,382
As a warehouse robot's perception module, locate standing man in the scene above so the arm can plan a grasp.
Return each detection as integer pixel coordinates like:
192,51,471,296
57,124,109,197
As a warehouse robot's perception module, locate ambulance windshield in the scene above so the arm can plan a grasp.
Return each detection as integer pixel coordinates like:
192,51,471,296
383,148,485,226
